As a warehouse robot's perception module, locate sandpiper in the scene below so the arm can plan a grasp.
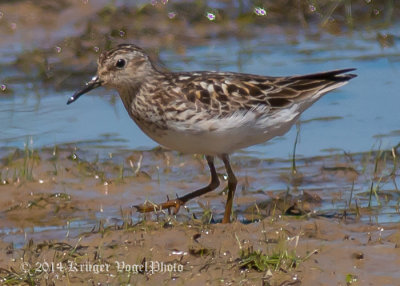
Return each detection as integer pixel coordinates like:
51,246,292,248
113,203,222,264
68,44,356,223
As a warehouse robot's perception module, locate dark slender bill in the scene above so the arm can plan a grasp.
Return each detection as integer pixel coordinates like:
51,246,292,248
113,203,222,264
67,76,103,105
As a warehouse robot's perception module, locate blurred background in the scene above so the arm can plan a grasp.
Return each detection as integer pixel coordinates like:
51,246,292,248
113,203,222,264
1,0,399,159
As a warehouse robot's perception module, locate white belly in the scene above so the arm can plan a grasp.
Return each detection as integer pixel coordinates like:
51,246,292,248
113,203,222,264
137,104,302,155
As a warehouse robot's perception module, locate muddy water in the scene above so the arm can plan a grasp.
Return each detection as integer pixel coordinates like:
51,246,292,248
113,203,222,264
0,146,398,246
0,1,400,284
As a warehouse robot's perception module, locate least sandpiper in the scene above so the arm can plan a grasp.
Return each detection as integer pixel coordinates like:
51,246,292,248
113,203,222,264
68,44,356,223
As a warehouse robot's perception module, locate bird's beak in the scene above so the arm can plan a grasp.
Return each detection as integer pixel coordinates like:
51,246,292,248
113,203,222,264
67,76,103,105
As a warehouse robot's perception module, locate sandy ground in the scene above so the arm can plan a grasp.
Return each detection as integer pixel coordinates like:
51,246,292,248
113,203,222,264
3,216,400,285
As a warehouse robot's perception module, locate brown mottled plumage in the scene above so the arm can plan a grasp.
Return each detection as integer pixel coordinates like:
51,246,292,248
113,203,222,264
68,44,357,223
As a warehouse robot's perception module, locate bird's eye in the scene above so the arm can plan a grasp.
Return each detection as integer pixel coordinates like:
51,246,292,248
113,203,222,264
116,59,126,68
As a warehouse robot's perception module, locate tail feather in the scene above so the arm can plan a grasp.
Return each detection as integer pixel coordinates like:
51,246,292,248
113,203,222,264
292,68,357,82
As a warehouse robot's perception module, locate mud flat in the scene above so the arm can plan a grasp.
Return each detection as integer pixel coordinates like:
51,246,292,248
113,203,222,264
0,146,399,285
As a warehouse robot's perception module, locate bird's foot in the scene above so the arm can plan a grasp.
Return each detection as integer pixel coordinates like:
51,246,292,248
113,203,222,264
134,197,185,215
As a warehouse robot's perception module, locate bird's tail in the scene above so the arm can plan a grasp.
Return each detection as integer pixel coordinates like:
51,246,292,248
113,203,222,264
291,68,357,82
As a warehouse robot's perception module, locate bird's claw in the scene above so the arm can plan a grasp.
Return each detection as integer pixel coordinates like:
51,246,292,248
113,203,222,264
134,199,184,215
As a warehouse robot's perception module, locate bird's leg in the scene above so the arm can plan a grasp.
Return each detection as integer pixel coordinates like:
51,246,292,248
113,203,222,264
220,154,237,224
135,155,220,214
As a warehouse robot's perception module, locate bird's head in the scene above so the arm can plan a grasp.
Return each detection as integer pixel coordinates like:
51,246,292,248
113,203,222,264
67,44,155,104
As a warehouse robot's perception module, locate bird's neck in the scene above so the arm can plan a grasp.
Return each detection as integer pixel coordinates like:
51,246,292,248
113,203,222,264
117,71,168,117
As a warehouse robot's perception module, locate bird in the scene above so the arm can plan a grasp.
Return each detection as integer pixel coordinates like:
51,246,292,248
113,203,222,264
67,44,356,223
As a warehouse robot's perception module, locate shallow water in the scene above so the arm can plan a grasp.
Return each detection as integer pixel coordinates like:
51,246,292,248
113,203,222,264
0,1,400,253
1,30,399,159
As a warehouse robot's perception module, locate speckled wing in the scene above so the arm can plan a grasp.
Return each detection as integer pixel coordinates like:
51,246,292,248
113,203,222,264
172,69,356,115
